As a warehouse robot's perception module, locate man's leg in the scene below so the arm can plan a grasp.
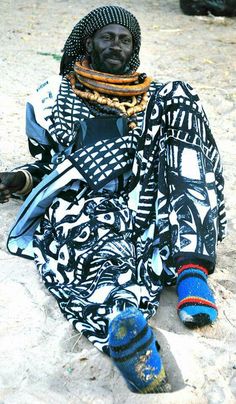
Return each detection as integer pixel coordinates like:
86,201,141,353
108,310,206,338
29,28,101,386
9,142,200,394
176,262,217,328
108,307,169,393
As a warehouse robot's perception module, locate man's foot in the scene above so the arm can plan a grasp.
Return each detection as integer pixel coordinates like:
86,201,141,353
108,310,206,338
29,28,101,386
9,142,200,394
177,264,218,328
108,307,168,393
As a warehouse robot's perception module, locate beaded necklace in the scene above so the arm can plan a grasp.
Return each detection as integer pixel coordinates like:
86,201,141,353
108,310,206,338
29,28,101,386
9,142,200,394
67,58,151,129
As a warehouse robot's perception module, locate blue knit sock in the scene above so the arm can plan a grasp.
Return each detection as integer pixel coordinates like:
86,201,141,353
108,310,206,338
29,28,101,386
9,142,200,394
177,264,218,328
108,307,168,393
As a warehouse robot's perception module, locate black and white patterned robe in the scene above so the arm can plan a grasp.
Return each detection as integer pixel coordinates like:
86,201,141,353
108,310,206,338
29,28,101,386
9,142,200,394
7,76,226,353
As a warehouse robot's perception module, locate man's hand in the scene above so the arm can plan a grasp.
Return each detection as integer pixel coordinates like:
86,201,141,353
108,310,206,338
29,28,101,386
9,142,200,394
0,172,26,203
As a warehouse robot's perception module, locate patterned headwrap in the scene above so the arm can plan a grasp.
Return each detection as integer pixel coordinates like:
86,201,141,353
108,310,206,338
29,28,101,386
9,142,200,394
60,6,141,76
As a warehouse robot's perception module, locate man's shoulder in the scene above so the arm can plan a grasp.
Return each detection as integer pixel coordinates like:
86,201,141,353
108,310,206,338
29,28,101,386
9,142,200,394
150,80,197,100
150,79,193,90
34,75,62,96
26,75,63,110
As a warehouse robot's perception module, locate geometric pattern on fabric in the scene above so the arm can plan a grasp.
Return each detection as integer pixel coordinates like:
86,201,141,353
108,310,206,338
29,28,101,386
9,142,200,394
9,78,227,352
130,81,226,280
33,190,163,354
69,135,135,191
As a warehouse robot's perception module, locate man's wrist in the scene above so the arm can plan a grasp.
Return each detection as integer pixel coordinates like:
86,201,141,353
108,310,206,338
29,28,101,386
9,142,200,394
15,170,33,195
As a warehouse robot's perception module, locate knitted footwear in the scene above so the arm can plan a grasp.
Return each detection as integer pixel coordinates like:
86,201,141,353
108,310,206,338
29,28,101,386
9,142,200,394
177,264,218,328
108,307,168,394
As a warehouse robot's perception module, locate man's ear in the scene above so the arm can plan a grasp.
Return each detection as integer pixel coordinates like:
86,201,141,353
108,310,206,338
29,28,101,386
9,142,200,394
85,37,93,54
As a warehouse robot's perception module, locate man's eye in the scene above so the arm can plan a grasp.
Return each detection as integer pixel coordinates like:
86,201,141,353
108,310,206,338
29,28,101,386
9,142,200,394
102,35,111,40
123,38,131,44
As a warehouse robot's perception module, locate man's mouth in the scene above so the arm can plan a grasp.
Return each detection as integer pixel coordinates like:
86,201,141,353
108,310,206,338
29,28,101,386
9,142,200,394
106,59,121,65
105,55,122,64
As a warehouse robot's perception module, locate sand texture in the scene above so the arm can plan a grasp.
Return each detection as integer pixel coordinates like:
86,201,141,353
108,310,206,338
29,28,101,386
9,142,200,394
0,1,236,403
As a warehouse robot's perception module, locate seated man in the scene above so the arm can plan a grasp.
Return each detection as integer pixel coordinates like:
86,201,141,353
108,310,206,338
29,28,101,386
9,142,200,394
0,5,226,394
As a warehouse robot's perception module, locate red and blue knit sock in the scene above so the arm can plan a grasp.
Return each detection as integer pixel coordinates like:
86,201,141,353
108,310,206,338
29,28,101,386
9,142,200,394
108,307,168,393
177,264,218,328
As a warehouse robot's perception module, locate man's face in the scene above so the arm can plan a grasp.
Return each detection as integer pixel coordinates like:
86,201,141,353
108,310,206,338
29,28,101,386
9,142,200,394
86,24,133,74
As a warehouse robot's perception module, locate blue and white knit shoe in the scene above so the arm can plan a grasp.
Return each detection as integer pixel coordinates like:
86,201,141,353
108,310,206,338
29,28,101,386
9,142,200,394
108,307,168,393
177,264,218,328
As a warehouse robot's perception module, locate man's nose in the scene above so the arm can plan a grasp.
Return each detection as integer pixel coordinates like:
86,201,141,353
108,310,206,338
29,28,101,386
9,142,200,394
110,37,122,49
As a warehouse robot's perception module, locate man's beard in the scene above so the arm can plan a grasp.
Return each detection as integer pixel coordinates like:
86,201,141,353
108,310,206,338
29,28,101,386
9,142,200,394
90,49,129,74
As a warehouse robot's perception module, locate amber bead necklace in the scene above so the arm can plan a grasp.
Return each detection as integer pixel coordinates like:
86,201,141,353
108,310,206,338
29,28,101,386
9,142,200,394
67,58,151,129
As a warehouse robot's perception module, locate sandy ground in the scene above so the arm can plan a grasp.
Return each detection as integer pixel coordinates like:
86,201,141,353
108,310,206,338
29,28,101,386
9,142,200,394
0,0,236,403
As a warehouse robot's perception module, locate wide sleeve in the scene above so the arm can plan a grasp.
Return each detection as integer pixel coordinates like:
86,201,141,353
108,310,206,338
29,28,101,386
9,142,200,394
15,76,62,186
